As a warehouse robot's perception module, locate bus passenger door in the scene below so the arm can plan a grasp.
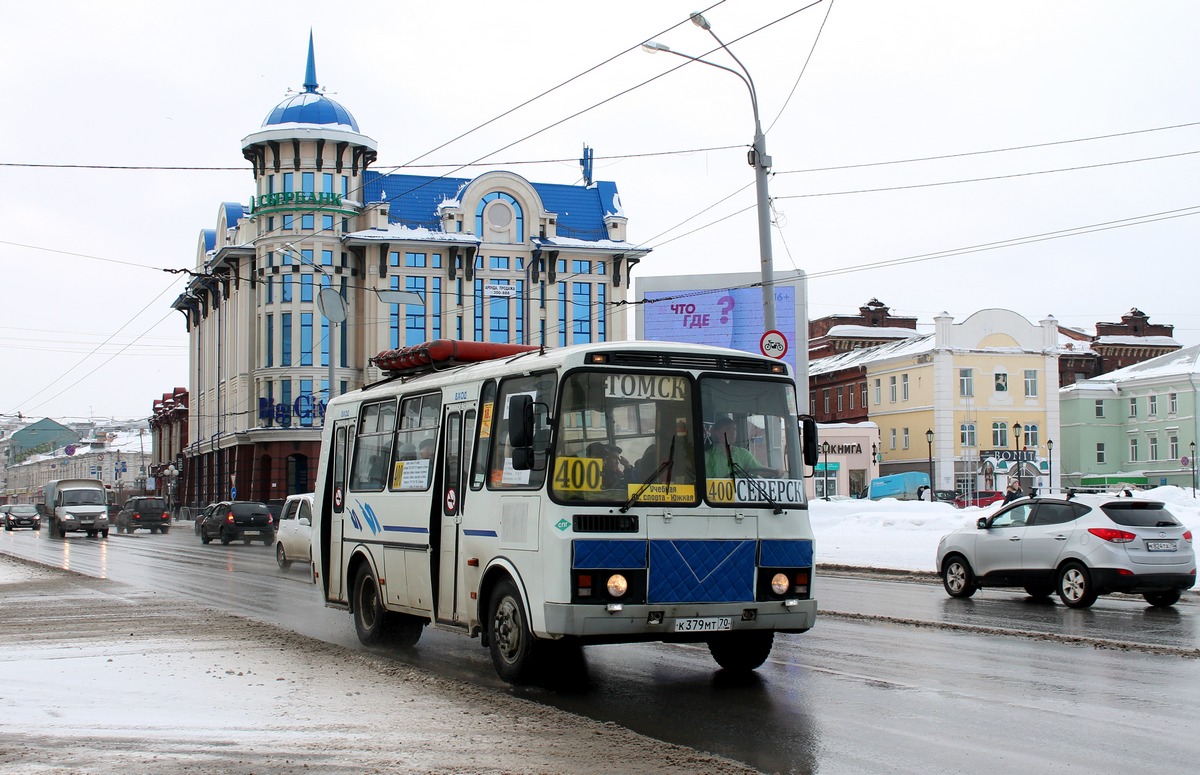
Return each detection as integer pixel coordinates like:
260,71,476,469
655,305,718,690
436,407,473,625
327,420,354,603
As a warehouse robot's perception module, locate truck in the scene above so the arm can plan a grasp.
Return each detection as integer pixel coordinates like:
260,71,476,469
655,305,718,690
867,472,930,501
40,479,110,538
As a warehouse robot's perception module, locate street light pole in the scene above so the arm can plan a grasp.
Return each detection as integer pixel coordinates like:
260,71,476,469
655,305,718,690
821,441,831,500
925,429,934,496
643,12,776,332
1011,422,1022,493
1046,439,1054,495
1191,441,1196,498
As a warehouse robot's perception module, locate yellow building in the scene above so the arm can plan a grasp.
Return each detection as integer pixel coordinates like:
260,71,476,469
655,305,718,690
830,309,1059,496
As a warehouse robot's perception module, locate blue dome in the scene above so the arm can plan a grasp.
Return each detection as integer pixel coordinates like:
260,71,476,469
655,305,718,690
262,92,359,131
260,32,359,131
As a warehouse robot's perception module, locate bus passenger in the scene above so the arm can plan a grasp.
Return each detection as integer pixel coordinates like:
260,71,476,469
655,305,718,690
586,442,630,488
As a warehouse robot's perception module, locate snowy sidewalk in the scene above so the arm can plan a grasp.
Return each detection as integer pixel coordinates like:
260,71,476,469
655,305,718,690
0,555,751,775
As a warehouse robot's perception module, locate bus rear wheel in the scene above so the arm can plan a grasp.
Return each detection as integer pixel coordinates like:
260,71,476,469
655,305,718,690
488,578,537,683
707,630,774,672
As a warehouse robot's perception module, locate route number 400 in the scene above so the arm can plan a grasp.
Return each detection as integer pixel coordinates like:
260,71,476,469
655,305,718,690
553,457,603,491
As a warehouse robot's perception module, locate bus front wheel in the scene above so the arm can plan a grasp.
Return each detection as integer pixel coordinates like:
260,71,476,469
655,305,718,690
488,578,537,683
707,630,774,672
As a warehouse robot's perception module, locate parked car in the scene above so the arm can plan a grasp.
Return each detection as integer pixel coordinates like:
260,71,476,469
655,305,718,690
933,489,959,504
5,504,41,531
275,493,314,571
198,501,275,546
936,493,1196,608
953,490,1005,509
115,496,171,534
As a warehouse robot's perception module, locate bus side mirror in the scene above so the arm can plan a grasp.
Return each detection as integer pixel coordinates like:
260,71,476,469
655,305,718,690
507,394,533,448
800,415,819,468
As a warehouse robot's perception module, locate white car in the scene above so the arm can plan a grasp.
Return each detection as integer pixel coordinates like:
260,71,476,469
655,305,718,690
275,493,314,573
936,492,1195,608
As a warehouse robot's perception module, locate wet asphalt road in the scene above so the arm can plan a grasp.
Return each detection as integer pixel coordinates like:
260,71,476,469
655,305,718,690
3,525,1199,774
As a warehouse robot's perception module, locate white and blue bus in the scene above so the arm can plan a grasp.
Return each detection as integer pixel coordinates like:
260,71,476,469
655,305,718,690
312,339,820,682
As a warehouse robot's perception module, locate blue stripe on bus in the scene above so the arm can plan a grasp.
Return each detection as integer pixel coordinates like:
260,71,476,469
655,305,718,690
382,525,430,534
573,539,648,569
759,539,814,567
463,529,498,537
648,539,756,604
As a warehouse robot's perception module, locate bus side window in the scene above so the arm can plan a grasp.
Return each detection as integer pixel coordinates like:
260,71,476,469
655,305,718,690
392,392,441,491
333,425,348,513
460,410,475,510
443,413,462,515
488,373,553,490
470,381,497,491
350,400,396,492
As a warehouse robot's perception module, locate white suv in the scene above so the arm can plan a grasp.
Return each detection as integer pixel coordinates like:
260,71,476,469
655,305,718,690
937,493,1195,608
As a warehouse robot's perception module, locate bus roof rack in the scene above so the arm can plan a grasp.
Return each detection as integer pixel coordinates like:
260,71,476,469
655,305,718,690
372,339,540,377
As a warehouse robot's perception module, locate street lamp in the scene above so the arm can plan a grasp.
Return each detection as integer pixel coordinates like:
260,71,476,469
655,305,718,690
1011,422,1022,493
925,429,934,496
1046,439,1054,495
164,464,178,518
642,12,776,332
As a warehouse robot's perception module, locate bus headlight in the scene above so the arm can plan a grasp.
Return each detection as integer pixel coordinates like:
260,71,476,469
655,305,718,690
606,574,628,598
770,573,790,596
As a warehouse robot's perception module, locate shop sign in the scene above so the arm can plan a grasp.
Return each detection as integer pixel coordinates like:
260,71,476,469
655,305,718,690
982,449,1036,462
248,191,344,213
258,394,327,427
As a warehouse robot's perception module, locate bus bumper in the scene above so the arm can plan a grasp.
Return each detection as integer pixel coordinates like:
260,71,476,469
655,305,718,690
542,599,817,641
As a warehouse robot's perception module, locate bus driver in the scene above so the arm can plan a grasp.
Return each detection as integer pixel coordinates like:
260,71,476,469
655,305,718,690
704,417,760,478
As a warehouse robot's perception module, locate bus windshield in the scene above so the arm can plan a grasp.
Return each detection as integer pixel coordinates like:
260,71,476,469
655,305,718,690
550,370,805,507
551,371,699,505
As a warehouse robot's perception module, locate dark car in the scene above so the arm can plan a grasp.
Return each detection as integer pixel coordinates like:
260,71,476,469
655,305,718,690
953,490,1005,509
116,496,171,534
198,501,275,545
5,504,41,531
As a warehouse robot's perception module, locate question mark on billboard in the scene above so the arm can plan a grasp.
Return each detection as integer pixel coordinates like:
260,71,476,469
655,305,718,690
718,295,735,324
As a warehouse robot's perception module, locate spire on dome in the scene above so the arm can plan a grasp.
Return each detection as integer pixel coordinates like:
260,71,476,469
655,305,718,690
303,30,318,93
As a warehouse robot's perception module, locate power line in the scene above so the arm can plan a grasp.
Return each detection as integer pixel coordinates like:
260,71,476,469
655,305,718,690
774,149,1200,199
774,119,1200,175
10,280,184,414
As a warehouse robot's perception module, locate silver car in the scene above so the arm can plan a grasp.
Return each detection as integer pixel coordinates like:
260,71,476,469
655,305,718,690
936,493,1195,608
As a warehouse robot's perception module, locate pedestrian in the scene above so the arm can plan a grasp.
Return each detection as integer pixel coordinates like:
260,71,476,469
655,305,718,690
1003,480,1022,504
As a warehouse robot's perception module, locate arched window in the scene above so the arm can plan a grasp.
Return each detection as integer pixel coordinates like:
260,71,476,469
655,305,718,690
475,192,524,243
992,422,1008,447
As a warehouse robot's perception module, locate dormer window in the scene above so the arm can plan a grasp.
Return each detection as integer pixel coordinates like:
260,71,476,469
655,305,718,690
476,192,524,243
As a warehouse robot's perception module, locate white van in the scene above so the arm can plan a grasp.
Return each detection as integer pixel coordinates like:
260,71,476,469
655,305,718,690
41,479,110,538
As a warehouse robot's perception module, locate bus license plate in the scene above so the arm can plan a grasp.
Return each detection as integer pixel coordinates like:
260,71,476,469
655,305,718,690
1146,540,1176,552
674,617,732,633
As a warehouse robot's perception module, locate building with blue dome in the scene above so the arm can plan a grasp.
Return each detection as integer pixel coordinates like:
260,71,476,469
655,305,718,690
168,34,648,505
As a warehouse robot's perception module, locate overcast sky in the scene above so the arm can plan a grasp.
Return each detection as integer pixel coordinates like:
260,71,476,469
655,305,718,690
3,0,1198,421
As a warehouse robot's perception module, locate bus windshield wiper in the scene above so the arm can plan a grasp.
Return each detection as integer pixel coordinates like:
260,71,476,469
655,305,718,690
725,438,784,515
620,437,675,513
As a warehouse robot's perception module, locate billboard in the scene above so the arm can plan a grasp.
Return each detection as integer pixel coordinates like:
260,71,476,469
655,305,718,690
635,270,808,394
